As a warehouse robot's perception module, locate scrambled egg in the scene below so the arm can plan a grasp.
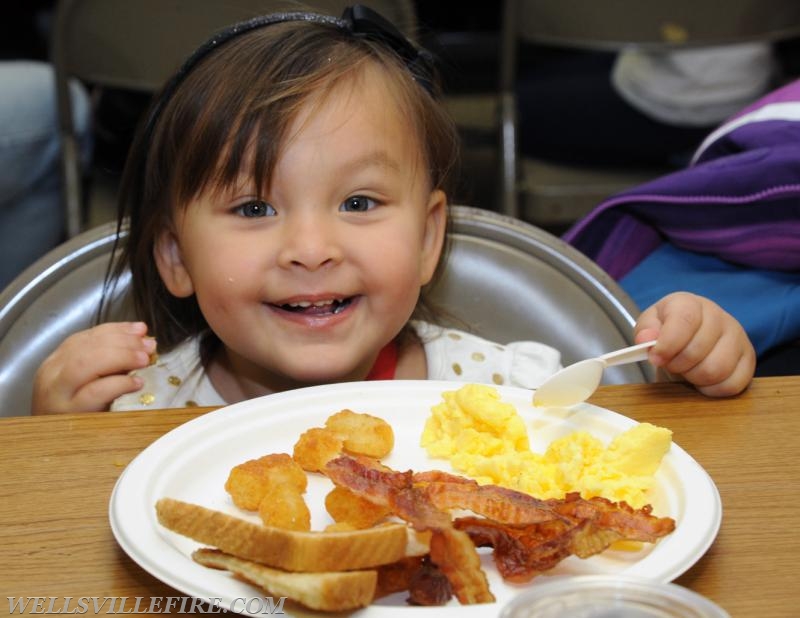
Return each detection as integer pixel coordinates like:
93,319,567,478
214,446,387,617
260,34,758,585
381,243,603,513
421,383,672,509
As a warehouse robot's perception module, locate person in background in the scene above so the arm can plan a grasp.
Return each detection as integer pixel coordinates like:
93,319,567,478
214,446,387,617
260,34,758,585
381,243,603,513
517,43,777,169
30,7,755,415
0,60,92,289
612,43,776,144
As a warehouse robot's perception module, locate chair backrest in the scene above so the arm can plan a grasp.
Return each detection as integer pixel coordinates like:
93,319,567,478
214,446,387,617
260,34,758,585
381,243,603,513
514,0,800,50
432,207,647,379
497,0,800,218
52,0,418,237
0,206,652,418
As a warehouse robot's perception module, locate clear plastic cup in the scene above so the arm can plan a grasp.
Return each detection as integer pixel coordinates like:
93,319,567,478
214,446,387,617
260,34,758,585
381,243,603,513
499,575,730,618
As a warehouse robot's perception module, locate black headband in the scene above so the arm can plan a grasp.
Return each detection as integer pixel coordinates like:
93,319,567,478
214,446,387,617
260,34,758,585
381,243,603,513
143,5,436,141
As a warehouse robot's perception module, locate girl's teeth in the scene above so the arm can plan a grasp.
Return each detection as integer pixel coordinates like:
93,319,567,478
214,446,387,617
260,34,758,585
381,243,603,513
288,299,337,308
283,298,351,314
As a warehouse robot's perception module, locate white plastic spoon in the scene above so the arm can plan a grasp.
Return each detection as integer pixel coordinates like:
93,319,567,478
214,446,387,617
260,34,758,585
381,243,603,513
533,340,657,408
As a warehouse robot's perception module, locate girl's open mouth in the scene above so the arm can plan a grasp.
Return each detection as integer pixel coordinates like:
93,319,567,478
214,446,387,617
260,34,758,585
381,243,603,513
276,298,353,316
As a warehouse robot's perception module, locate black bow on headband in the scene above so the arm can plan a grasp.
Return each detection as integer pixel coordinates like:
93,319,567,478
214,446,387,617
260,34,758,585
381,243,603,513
342,5,436,94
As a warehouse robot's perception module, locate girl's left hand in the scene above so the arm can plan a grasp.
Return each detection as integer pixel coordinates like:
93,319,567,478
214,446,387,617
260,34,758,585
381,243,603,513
634,292,756,397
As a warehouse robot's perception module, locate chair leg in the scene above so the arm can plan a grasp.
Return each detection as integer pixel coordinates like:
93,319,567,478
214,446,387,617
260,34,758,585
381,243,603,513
499,91,519,217
61,134,84,238
498,0,520,218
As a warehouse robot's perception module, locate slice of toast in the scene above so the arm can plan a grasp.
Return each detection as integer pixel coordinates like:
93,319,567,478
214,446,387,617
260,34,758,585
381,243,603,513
156,498,424,572
193,548,378,611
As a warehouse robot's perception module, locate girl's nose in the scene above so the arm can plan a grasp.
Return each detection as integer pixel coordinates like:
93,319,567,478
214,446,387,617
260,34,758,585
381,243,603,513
276,213,343,271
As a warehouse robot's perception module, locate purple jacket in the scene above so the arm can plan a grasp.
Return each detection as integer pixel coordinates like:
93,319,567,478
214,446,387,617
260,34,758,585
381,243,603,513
563,79,800,280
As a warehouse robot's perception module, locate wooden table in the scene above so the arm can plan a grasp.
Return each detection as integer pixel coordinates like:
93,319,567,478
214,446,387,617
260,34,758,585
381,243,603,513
1,376,798,616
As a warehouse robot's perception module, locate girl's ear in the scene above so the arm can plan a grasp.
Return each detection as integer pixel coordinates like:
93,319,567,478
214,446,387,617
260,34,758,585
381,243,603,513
419,189,448,285
154,230,195,298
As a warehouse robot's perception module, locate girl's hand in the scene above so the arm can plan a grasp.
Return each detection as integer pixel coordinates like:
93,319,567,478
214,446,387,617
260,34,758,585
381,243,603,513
31,322,156,414
635,292,756,397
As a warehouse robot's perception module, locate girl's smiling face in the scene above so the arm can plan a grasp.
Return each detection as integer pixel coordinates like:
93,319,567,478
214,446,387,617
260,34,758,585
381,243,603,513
154,65,447,398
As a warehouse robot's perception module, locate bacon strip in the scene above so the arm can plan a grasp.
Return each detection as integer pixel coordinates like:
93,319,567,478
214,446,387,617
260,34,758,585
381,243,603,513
325,456,675,599
548,493,676,543
453,492,674,582
405,558,453,606
455,516,622,582
415,479,568,525
325,455,410,504
325,456,495,604
414,473,673,541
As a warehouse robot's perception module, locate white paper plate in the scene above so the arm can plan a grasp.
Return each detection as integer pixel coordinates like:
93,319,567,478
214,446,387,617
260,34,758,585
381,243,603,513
109,380,721,617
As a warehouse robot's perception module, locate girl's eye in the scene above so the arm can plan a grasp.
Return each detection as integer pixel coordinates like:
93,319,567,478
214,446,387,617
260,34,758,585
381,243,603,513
340,195,376,213
234,200,276,218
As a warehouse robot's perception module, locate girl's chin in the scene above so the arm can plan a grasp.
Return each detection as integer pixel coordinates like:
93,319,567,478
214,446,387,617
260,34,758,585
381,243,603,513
272,362,369,387
290,369,367,385
212,350,368,397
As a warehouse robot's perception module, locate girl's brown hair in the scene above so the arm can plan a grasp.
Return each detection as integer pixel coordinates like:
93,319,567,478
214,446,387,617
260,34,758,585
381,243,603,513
106,15,460,353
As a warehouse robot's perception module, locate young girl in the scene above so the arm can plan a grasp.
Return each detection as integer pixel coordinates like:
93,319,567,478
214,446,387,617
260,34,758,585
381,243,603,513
31,6,755,414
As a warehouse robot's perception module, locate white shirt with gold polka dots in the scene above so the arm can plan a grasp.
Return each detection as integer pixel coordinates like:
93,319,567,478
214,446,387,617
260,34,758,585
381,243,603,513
110,321,562,411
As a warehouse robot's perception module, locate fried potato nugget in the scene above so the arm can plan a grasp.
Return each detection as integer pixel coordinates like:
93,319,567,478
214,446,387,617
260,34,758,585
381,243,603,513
225,453,306,511
325,486,391,529
293,427,344,473
325,409,394,458
258,489,311,531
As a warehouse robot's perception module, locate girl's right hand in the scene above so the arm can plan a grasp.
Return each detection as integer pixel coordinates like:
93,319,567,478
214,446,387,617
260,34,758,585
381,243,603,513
31,322,156,415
